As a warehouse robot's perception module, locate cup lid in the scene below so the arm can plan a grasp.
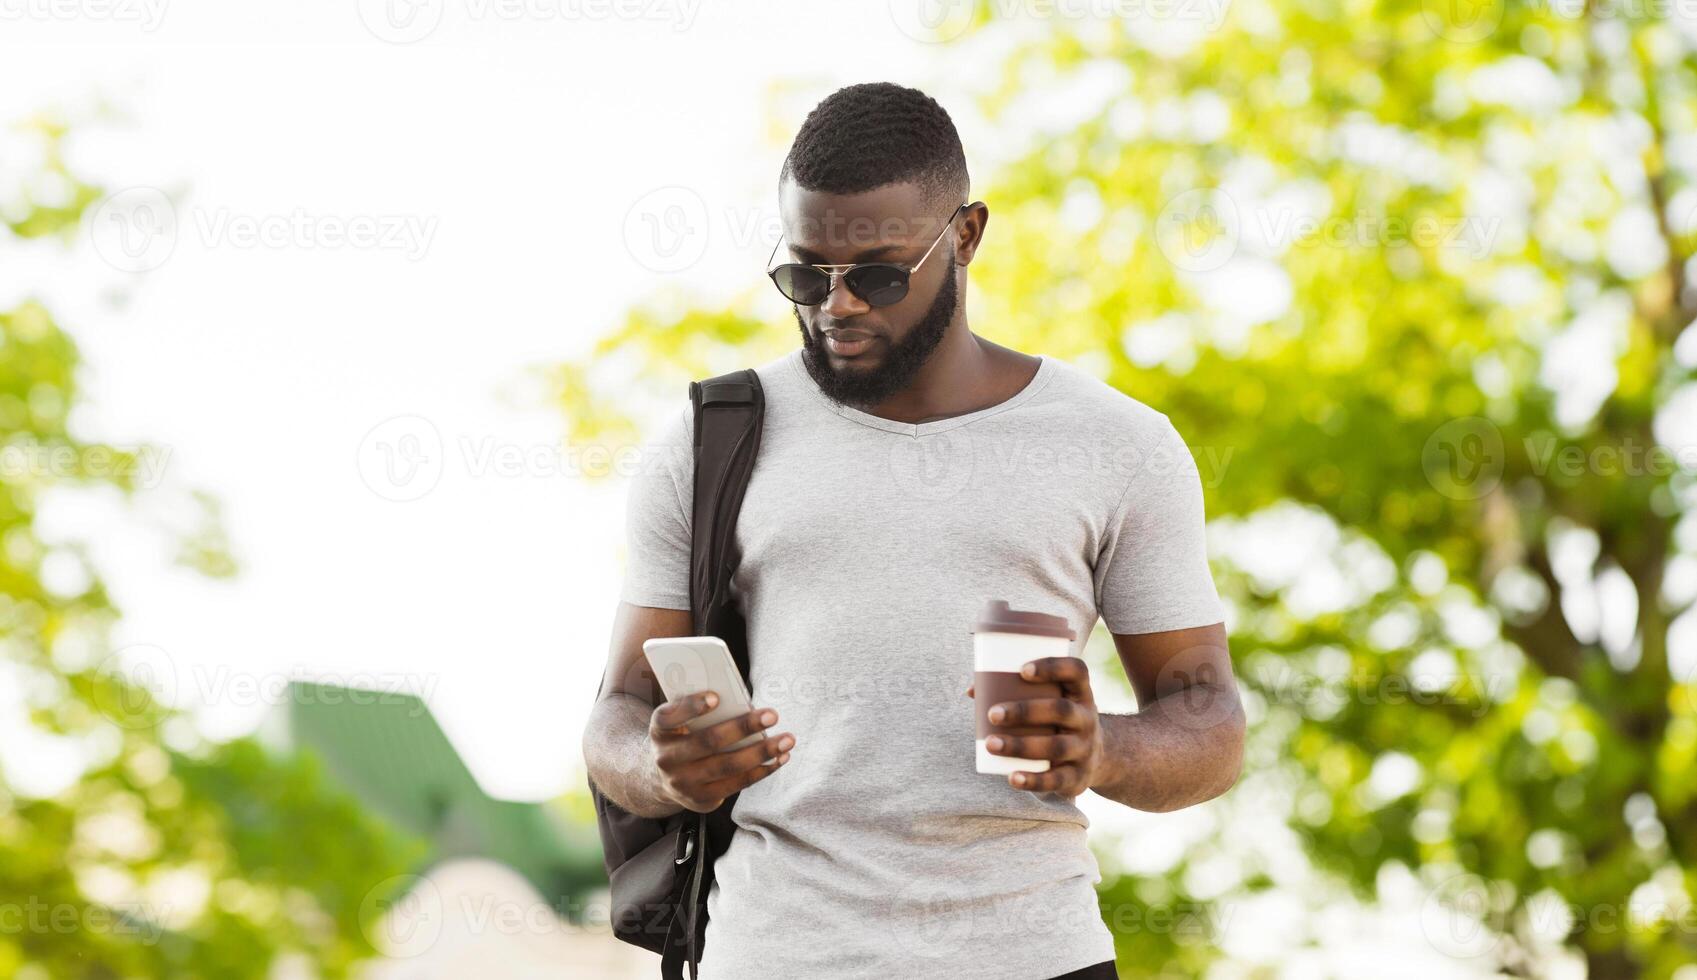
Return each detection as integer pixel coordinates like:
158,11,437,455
972,599,1076,640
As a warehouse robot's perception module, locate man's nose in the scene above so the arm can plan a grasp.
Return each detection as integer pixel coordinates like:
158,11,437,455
820,271,870,318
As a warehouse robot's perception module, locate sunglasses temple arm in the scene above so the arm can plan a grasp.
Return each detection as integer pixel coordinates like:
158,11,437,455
910,203,966,274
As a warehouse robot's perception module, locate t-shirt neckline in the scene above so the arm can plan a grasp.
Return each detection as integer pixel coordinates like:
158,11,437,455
787,347,1056,437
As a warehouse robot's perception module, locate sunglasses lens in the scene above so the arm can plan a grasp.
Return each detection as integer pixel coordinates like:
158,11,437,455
845,265,910,307
771,265,830,305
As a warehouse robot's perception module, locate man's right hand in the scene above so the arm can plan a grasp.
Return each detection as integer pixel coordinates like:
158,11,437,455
649,692,796,813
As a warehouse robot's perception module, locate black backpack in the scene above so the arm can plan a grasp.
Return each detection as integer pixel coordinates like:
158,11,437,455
588,367,765,980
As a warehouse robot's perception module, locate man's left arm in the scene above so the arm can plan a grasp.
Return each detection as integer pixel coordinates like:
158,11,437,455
1090,621,1242,810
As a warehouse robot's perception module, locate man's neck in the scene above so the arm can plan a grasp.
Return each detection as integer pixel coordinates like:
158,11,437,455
856,327,1038,425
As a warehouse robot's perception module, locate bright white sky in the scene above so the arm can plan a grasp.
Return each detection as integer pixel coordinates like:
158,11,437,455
0,1,1034,803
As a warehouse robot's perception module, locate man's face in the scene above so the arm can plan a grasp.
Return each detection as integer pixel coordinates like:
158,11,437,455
777,179,963,407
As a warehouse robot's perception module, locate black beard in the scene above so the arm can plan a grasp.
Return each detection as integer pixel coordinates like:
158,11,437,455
795,260,958,409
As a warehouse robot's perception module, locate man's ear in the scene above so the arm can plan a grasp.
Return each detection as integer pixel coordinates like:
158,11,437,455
954,201,989,266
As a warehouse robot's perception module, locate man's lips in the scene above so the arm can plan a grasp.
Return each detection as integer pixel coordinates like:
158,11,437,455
822,330,877,357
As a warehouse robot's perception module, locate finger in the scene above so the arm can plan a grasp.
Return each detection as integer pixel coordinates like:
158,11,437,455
1021,657,1093,702
1008,764,1085,796
696,707,780,754
985,733,1090,762
667,708,780,765
665,726,790,781
692,733,790,794
651,691,721,736
681,729,794,783
988,697,1089,730
699,750,788,801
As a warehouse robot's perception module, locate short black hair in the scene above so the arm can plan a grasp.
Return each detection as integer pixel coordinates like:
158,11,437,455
779,82,969,215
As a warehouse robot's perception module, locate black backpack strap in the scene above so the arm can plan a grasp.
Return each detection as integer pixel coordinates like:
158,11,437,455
686,369,763,683
660,368,763,980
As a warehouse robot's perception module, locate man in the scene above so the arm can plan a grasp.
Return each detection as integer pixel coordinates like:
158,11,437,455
583,81,1243,980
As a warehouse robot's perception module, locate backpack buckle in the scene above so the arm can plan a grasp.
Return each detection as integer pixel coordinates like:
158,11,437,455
674,827,696,865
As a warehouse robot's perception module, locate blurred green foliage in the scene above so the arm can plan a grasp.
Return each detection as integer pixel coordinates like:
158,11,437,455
1,115,427,977
561,2,1697,976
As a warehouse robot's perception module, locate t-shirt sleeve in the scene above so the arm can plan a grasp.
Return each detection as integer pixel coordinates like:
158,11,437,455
1093,415,1224,635
619,405,694,610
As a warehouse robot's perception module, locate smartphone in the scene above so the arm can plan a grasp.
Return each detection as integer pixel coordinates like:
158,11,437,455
642,636,768,756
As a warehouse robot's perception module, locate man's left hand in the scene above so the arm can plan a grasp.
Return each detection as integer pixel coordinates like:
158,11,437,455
964,657,1106,797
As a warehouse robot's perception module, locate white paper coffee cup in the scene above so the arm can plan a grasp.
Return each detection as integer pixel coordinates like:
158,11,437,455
972,600,1076,776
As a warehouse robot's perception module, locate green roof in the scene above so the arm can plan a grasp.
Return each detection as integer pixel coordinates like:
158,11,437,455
273,681,606,916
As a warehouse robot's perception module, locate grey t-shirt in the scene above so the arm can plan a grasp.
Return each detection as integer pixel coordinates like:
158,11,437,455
619,347,1223,980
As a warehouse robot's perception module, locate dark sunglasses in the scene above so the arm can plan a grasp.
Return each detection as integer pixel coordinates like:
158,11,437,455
766,202,967,307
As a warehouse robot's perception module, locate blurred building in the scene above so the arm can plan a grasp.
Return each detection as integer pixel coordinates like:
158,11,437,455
260,682,652,978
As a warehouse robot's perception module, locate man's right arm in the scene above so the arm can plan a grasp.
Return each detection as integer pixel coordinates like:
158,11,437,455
582,601,693,818
583,601,794,818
